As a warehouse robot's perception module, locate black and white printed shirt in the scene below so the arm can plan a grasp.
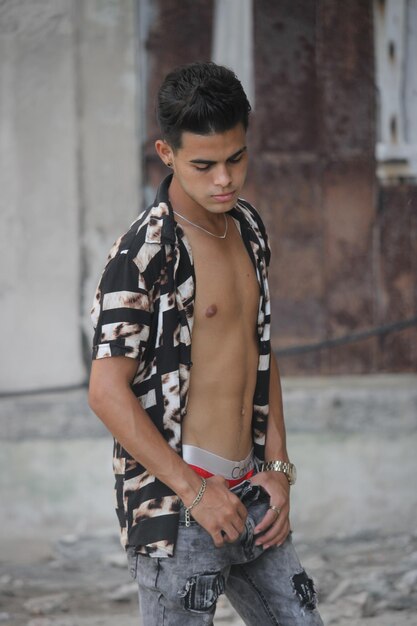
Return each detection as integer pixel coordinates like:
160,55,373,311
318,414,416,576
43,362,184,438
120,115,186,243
91,174,272,557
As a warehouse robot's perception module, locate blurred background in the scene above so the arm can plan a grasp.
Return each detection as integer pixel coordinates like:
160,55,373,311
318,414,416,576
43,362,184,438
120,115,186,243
0,1,416,625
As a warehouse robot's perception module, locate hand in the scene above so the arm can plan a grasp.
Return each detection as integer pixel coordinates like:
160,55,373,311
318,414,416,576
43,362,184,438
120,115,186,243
250,471,291,549
189,475,248,548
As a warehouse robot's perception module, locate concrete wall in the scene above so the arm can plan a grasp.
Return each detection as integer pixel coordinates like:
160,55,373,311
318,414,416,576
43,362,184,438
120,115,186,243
1,375,416,546
0,0,141,393
77,1,142,354
0,1,84,392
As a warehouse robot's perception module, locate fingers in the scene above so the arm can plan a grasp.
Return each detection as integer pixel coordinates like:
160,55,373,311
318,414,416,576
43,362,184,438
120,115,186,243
254,508,279,534
189,473,291,550
256,523,288,548
254,508,290,549
211,502,246,546
213,530,225,548
269,505,281,516
191,477,247,546
211,522,242,547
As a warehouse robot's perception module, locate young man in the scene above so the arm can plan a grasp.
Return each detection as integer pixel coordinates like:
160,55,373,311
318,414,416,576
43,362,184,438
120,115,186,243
89,62,323,625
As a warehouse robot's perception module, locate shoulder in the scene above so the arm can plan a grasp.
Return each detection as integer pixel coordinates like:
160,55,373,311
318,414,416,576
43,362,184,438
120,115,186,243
236,199,268,235
104,201,176,275
235,198,270,258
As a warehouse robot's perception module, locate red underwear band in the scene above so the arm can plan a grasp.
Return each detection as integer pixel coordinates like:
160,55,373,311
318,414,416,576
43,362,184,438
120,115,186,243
188,464,254,488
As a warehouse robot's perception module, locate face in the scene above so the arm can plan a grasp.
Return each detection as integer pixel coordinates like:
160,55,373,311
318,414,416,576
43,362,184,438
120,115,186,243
155,123,248,215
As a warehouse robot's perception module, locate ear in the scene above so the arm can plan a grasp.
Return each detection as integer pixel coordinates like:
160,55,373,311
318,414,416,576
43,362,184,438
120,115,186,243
155,139,174,167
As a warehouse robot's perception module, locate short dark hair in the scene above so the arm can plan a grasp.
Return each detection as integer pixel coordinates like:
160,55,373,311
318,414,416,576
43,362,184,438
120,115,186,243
156,61,251,150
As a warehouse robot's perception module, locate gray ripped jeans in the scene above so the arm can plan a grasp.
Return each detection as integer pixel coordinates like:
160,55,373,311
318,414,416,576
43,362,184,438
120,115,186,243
127,481,324,625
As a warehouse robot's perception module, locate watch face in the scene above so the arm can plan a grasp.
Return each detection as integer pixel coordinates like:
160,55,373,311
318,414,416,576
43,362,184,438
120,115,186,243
289,464,297,485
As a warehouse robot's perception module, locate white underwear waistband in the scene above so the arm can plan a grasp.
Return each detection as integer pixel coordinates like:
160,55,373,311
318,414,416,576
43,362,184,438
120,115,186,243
182,444,254,480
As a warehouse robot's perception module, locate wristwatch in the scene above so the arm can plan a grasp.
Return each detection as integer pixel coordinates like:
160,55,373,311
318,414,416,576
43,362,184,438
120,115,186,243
261,460,297,485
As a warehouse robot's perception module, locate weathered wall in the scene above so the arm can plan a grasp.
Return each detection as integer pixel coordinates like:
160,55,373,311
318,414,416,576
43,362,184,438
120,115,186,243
1,376,416,545
376,184,417,370
2,0,413,395
253,0,381,375
141,0,214,201
143,0,416,375
0,1,84,392
76,1,142,357
0,0,141,393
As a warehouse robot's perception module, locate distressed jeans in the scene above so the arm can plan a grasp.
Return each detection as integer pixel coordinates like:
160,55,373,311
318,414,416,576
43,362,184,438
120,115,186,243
127,481,324,625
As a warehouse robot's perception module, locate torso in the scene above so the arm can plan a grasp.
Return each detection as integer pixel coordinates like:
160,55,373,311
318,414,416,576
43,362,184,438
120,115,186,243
181,214,260,461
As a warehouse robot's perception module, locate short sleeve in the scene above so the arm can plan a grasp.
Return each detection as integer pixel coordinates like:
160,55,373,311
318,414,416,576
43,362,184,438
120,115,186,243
91,251,151,361
260,227,271,269
245,202,271,268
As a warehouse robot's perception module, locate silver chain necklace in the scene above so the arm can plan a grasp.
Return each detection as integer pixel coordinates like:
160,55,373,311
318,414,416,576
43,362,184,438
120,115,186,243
173,210,228,239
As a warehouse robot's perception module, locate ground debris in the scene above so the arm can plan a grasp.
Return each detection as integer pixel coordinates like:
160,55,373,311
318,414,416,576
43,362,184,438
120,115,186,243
106,583,137,602
23,593,70,616
1,530,416,625
102,553,127,569
27,617,75,626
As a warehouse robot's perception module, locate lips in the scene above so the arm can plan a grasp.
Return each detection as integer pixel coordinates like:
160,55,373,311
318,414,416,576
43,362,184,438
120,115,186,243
211,191,235,202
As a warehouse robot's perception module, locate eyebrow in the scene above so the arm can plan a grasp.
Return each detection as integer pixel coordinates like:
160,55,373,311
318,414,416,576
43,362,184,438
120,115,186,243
189,146,247,166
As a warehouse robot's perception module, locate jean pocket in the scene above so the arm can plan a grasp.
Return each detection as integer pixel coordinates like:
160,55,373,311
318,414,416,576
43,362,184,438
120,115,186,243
179,570,225,613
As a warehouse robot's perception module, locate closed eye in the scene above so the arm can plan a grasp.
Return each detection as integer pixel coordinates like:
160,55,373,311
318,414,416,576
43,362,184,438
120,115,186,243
191,147,247,172
193,156,244,172
228,154,243,164
194,163,212,171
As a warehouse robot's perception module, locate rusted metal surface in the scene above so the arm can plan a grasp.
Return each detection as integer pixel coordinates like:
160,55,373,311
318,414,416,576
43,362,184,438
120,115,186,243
143,0,214,190
253,0,318,153
253,0,381,374
321,160,377,374
143,0,416,373
317,0,375,158
376,184,417,371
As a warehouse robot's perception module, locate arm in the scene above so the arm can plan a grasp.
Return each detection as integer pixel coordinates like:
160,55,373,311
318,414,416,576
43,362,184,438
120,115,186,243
88,356,247,546
250,351,291,547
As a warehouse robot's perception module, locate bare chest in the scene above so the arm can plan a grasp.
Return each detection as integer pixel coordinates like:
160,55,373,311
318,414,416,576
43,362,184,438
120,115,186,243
185,218,259,326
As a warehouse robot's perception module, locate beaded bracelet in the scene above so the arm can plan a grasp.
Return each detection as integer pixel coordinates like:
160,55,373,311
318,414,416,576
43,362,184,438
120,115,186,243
184,478,207,527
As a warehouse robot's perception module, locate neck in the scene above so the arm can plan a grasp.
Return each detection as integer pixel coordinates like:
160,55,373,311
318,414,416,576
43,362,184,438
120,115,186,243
168,176,224,227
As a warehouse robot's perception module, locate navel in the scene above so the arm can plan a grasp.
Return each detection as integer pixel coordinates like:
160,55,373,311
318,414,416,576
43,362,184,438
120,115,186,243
205,304,218,318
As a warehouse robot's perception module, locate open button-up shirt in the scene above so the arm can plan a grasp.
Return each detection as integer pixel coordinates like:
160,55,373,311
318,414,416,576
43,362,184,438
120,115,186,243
91,175,271,557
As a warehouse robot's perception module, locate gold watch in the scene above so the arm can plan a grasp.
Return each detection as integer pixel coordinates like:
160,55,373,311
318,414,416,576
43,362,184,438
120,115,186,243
261,460,297,485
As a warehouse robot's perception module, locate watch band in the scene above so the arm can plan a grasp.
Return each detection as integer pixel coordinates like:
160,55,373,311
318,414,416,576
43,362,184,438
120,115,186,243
260,460,297,485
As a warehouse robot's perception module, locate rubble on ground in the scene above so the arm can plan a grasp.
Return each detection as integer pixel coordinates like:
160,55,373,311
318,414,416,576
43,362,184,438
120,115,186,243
1,529,416,625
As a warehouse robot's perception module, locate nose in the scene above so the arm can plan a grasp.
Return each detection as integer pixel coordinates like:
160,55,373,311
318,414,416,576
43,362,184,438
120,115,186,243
213,164,232,188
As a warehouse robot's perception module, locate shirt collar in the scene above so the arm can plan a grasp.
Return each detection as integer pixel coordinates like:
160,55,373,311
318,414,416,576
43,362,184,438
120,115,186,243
145,174,177,245
146,174,248,246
